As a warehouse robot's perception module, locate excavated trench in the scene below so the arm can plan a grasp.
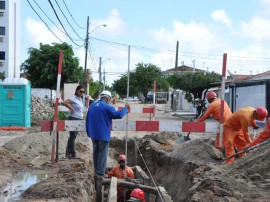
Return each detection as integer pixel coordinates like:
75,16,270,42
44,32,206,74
109,131,270,202
109,132,197,202
1,129,270,202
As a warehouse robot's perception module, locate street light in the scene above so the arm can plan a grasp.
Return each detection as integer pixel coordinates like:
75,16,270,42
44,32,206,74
84,16,107,95
89,24,107,34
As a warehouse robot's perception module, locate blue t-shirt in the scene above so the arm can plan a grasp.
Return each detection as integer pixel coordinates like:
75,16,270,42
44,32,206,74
86,100,128,141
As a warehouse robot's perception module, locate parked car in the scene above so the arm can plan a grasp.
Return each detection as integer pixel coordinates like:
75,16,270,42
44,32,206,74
145,94,154,103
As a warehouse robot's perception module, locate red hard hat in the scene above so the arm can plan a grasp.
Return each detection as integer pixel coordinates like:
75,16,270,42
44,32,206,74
118,154,126,161
130,189,145,202
256,107,268,121
206,91,217,100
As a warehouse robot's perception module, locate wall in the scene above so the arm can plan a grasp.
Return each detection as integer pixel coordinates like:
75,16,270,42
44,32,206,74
235,85,266,110
31,88,56,100
64,83,79,100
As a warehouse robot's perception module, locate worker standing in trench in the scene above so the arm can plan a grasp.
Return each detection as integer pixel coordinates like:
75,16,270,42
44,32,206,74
223,107,268,164
108,154,135,202
197,91,232,151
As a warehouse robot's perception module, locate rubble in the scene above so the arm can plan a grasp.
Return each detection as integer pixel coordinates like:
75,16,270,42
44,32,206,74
0,102,270,201
31,96,54,125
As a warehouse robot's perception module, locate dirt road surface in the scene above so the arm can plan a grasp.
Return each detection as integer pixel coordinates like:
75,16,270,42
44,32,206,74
0,101,270,201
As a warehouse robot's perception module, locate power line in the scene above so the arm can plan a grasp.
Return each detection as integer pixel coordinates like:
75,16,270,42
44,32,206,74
26,0,64,42
88,49,99,72
88,50,98,72
91,37,270,63
62,0,86,29
53,0,84,41
32,0,81,42
47,0,83,47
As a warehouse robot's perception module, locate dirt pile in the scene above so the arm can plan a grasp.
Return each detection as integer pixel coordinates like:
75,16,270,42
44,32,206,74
0,128,96,202
130,132,270,202
1,101,270,201
31,96,54,125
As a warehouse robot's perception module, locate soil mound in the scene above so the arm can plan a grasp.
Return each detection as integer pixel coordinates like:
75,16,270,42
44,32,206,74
134,132,270,202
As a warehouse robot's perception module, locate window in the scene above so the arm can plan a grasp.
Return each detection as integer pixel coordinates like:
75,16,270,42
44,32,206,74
0,1,5,10
0,51,5,60
0,27,5,35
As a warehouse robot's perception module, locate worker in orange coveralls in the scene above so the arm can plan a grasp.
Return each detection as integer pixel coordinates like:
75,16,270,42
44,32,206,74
197,91,232,149
108,154,135,202
247,117,270,147
224,107,268,164
127,188,146,202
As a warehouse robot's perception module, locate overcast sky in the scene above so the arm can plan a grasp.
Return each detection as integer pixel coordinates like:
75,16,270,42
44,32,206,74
21,0,270,85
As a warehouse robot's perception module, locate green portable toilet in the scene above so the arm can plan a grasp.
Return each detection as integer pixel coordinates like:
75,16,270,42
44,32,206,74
0,78,31,128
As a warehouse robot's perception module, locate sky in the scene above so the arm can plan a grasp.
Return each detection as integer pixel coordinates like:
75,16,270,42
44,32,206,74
21,0,270,86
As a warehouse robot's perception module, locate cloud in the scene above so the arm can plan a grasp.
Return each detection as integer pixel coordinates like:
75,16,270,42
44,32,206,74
211,10,232,27
25,17,67,46
260,0,270,6
146,20,232,72
152,20,227,61
90,9,125,36
241,17,270,41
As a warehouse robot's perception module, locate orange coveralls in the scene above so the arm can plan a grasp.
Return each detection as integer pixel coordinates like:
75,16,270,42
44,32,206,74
224,107,257,164
248,118,270,147
197,98,232,148
108,166,135,199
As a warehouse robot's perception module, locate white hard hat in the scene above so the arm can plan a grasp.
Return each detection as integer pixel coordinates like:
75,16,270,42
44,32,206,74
100,90,112,98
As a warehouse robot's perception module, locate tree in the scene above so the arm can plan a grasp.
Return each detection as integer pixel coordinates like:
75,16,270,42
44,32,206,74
132,63,168,99
111,73,137,98
0,71,5,81
167,71,221,102
112,63,169,101
21,42,83,89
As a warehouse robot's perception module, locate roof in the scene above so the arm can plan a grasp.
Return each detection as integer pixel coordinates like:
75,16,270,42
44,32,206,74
0,78,30,85
227,70,270,82
165,65,203,72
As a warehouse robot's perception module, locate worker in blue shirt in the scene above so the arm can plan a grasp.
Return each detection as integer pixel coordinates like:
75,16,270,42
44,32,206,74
86,90,129,177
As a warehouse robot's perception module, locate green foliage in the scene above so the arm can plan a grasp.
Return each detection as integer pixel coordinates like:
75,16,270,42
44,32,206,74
21,42,84,89
89,79,99,99
58,111,69,120
112,63,169,100
167,71,221,102
49,111,69,120
0,71,5,81
112,74,136,98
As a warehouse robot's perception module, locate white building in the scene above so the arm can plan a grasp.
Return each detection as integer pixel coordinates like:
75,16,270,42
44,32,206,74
0,0,20,79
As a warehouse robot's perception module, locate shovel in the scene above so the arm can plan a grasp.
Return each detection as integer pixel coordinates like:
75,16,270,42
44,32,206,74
221,138,270,162
176,132,191,143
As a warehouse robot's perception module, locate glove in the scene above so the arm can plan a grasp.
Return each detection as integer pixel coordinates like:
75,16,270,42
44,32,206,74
243,146,250,152
253,125,260,130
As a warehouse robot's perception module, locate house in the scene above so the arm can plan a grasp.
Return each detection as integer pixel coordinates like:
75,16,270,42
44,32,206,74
162,65,206,112
224,71,270,115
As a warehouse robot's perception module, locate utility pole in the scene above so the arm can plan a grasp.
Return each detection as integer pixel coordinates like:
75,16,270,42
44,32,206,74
98,57,102,95
84,16,90,93
192,59,195,72
175,41,179,69
103,68,105,91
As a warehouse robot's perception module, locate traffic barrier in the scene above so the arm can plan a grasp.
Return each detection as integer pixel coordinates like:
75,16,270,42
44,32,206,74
40,120,219,133
118,106,155,120
118,106,154,114
0,126,27,131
